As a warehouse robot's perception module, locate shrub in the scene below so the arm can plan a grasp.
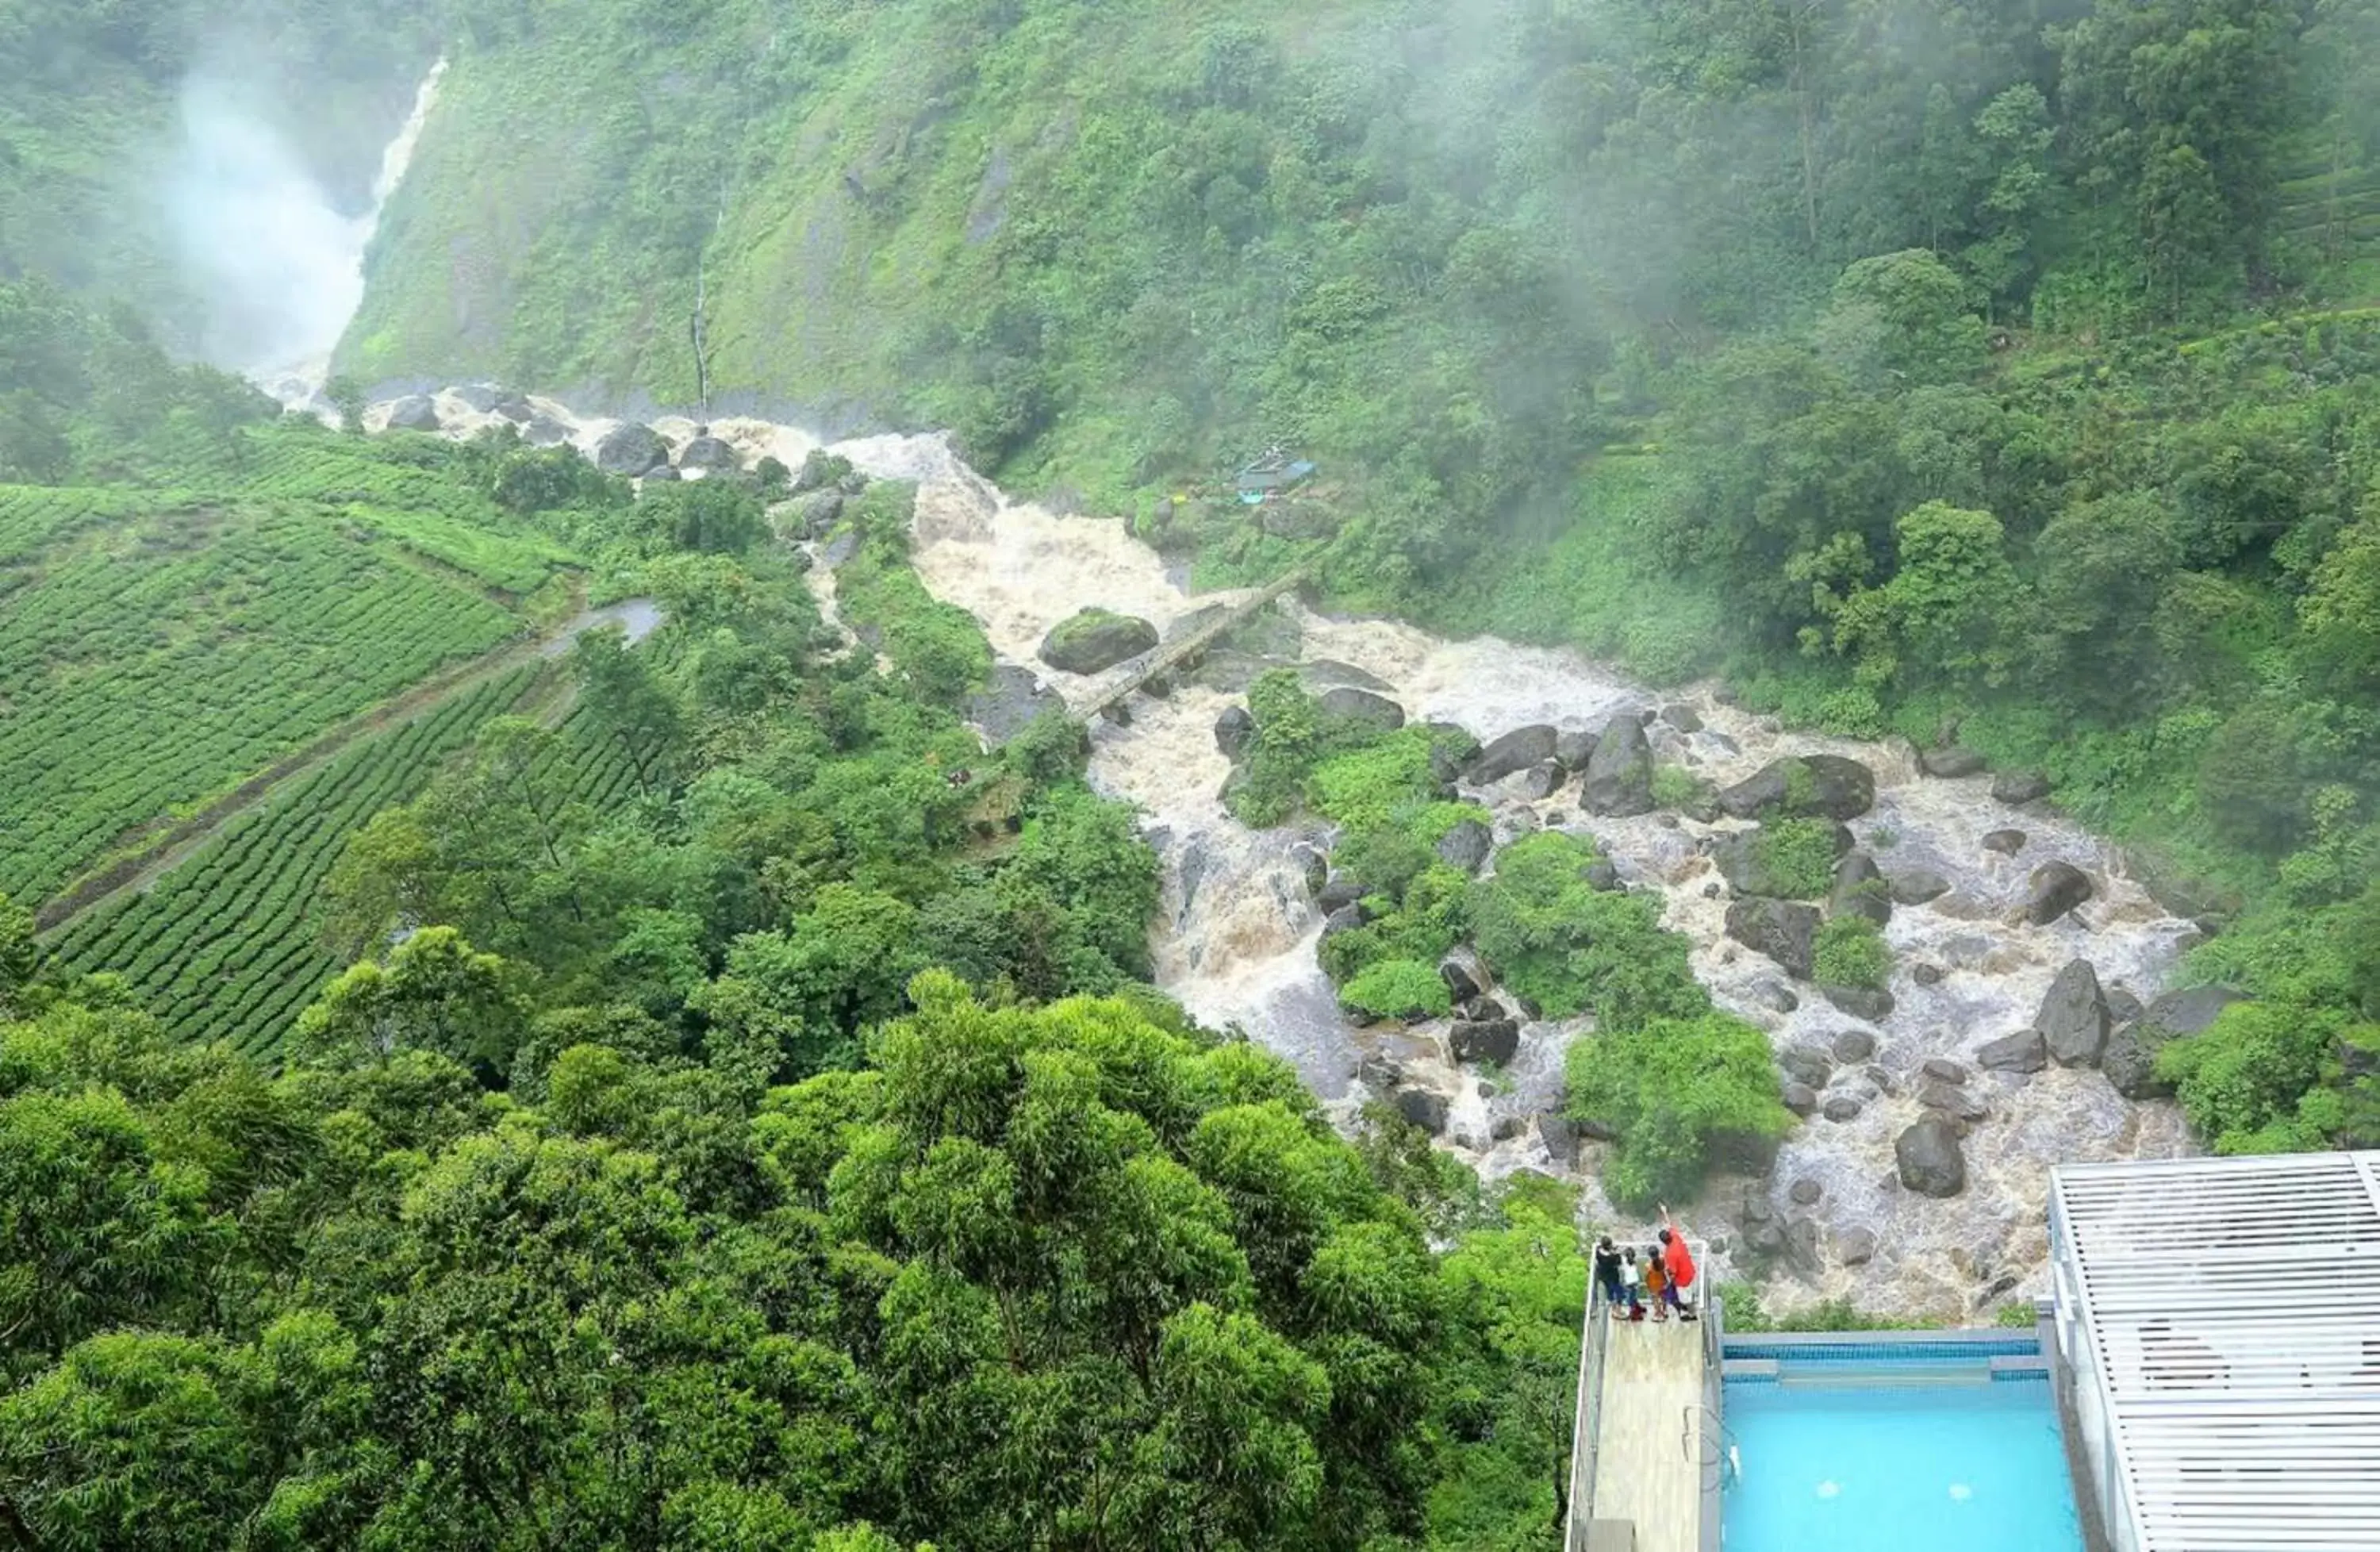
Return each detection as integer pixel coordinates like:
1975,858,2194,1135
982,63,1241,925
1225,670,1322,828
2155,998,2354,1154
1468,835,1706,1026
1334,802,1488,900
1814,685,1887,738
1564,1012,1792,1210
1318,865,1468,985
1812,916,1891,989
1752,819,1840,899
1307,731,1438,832
1226,670,1422,831
1340,958,1453,1021
1648,765,1709,812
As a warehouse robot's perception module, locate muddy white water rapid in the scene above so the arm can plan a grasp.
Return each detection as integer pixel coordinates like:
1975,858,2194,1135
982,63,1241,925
358,389,2198,1322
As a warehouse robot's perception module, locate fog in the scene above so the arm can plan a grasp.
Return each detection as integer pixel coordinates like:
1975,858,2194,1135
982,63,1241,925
164,60,444,380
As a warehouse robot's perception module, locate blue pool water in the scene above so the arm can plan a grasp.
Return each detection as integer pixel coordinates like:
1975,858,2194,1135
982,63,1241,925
1722,1366,2084,1552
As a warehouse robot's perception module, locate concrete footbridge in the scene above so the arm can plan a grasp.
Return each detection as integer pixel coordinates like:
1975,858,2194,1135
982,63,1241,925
1066,559,1317,725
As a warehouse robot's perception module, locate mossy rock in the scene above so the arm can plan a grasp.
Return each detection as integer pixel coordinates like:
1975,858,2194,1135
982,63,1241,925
1038,609,1159,674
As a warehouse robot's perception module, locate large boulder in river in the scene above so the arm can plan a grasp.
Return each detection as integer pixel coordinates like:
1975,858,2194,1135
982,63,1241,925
2036,958,2110,1067
1214,704,1257,759
1896,1118,1967,1197
2104,985,2248,1099
792,448,854,494
1889,868,1952,905
1435,818,1493,874
1920,746,1987,778
2141,984,2249,1040
1976,1028,2048,1074
1821,984,1896,1021
1718,755,1875,821
785,486,844,538
2101,1025,2173,1100
1320,686,1406,731
1440,947,1494,1004
1828,851,1892,927
1581,713,1655,816
1451,1018,1521,1066
1466,724,1560,785
1039,609,1159,674
385,394,441,432
2024,862,2094,925
595,421,671,476
1395,1089,1450,1135
1725,898,1821,979
1992,770,2053,805
1316,876,1365,914
1708,831,1771,897
1554,728,1599,770
677,432,740,475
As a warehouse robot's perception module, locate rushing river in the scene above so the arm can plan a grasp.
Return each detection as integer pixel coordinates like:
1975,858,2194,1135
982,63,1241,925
370,391,2198,1320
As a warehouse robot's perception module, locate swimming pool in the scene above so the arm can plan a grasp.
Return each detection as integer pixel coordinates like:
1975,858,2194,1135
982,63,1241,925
1721,1342,2085,1552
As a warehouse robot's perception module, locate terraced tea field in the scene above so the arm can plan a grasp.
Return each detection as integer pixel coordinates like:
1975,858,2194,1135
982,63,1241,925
0,484,540,903
230,434,582,594
50,668,545,1051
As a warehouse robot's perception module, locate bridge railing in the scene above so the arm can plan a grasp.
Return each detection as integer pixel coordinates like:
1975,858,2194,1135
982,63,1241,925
1563,1278,1614,1552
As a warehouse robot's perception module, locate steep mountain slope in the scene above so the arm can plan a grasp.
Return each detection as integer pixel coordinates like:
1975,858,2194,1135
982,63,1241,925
346,0,1605,514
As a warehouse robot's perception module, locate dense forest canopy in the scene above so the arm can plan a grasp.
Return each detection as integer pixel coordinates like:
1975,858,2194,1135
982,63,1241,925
3,0,2380,1546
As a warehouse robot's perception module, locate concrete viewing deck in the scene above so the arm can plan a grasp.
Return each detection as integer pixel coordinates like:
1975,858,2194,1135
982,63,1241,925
1588,1318,1710,1552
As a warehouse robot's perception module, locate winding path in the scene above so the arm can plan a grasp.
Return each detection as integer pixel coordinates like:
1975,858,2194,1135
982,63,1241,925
34,596,663,935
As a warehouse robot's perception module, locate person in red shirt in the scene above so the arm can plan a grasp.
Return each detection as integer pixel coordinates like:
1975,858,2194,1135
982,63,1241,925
1657,1204,1697,1320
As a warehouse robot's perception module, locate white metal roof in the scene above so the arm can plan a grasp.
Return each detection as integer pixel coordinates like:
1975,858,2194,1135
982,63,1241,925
2052,1151,2380,1552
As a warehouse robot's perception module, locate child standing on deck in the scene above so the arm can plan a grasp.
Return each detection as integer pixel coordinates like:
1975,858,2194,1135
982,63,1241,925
1641,1247,1668,1322
1618,1248,1645,1320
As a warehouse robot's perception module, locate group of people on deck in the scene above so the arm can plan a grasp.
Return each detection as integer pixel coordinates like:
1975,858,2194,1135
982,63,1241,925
1592,1207,1698,1323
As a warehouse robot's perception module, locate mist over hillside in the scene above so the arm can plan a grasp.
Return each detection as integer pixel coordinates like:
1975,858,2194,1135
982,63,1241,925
0,0,438,355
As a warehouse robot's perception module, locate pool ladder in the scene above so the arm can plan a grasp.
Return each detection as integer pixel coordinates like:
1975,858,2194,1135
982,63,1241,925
1683,1402,1741,1492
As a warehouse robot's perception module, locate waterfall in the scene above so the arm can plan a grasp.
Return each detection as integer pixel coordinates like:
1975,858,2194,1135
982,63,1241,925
228,58,448,404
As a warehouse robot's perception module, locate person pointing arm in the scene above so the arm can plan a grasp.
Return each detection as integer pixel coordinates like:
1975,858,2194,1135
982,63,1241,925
1657,1204,1697,1315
